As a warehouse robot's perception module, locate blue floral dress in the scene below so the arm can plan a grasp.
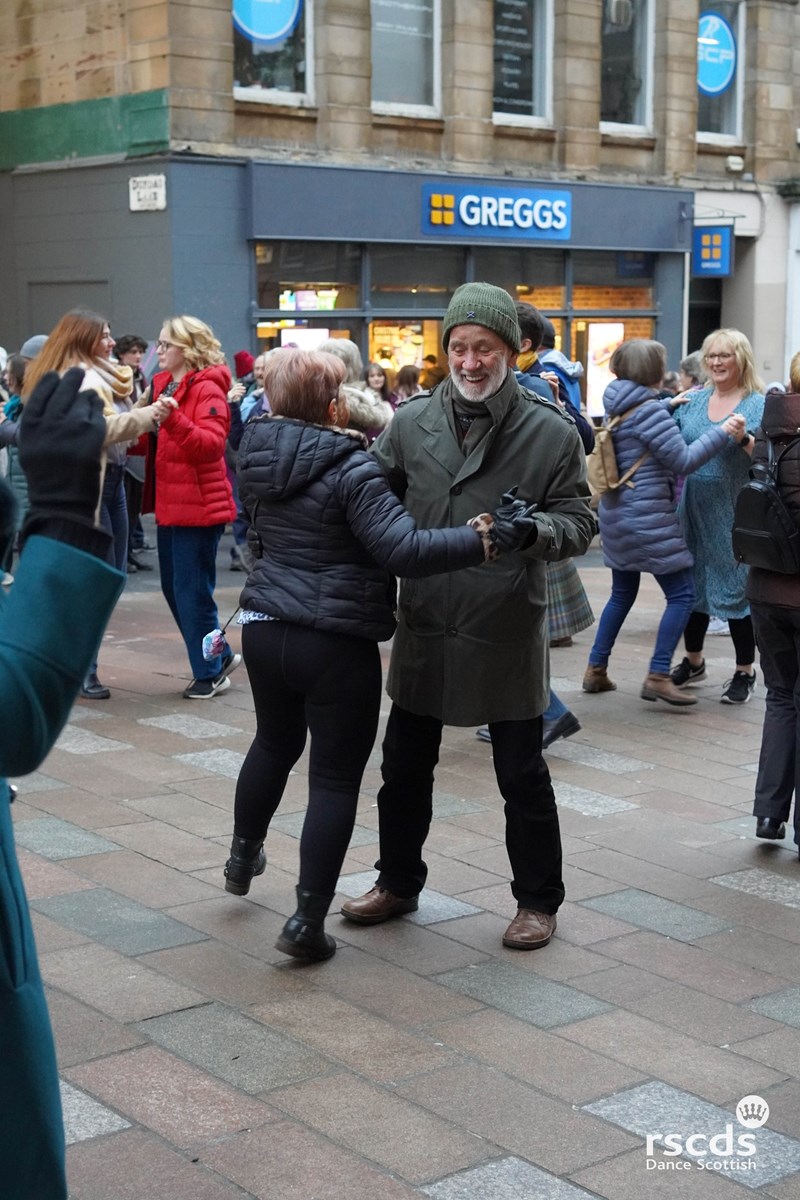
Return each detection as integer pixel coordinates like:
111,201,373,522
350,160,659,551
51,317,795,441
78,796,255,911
676,386,765,619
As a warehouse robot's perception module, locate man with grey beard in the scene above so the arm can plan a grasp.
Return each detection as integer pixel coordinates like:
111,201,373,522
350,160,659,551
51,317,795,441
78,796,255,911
341,282,595,949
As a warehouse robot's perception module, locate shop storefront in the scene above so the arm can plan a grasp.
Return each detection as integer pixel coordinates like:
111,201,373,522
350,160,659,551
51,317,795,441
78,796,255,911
248,163,692,414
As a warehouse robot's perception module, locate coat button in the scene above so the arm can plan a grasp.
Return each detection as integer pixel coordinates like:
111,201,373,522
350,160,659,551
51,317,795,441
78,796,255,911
446,625,458,637
452,484,462,495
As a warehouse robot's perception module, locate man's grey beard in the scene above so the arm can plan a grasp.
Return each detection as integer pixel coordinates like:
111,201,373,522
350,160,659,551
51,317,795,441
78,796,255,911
449,359,508,404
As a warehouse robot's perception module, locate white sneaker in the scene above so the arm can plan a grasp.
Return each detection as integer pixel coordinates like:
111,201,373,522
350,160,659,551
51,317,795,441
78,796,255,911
708,617,729,635
1,572,12,587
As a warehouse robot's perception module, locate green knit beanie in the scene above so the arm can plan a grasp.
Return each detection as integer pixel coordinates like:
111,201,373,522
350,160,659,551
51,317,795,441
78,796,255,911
442,282,521,353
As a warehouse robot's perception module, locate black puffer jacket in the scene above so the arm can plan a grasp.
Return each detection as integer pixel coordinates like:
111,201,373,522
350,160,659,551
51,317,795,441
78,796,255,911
237,416,485,640
746,391,800,609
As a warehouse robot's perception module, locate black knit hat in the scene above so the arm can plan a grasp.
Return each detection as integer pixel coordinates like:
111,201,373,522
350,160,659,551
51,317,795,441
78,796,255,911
442,283,521,353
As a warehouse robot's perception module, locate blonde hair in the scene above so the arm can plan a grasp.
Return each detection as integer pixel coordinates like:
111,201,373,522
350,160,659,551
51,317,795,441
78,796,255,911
789,351,800,393
160,316,226,372
701,328,764,396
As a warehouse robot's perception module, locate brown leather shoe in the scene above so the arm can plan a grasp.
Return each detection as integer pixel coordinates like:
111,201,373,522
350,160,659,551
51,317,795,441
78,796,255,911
582,664,616,693
340,885,419,925
502,909,557,950
641,671,698,706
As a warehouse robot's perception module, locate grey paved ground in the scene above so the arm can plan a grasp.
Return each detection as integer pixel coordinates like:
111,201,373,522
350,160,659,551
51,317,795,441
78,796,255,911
13,534,800,1198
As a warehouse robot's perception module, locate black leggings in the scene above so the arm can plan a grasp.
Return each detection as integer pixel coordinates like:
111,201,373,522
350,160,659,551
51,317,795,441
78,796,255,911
684,610,756,665
234,620,382,897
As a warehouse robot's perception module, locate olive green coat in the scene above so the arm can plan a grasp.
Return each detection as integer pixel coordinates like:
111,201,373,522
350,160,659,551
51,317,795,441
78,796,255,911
372,372,596,725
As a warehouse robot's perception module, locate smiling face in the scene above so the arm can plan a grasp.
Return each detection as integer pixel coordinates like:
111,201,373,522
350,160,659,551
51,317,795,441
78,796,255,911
704,338,742,392
96,323,115,360
367,366,385,391
447,324,515,403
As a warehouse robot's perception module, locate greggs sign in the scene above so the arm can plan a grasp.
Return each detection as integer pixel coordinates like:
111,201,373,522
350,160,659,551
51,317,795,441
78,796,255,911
422,183,572,241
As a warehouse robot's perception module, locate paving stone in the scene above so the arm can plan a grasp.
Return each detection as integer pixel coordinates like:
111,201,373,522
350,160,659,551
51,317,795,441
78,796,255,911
66,1046,275,1147
13,817,120,860
138,1001,333,1093
427,1008,646,1103
173,749,247,779
141,939,308,1007
17,848,96,899
580,889,731,941
429,791,488,817
270,1073,495,1185
54,727,132,755
559,1010,786,1102
570,1145,763,1198
46,991,147,1069
67,1127,252,1199
121,792,233,837
396,1063,639,1175
731,1030,800,1076
66,706,112,723
750,988,800,1029
41,943,205,1022
138,713,245,738
199,1120,422,1199
626,981,781,1045
552,782,639,817
423,1157,599,1200
435,962,611,1028
95,819,224,872
547,742,652,775
713,870,800,911
67,849,220,908
9,771,69,792
31,887,208,956
583,1080,800,1189
60,1080,131,1145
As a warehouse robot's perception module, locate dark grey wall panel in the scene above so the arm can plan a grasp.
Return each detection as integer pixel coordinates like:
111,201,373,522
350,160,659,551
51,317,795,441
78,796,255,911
169,160,253,360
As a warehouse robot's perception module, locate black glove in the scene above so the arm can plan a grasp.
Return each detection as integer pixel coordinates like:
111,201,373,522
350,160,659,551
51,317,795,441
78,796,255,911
489,487,539,553
18,368,105,527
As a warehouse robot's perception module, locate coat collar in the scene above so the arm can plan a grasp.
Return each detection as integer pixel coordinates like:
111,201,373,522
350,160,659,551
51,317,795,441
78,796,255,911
414,371,520,484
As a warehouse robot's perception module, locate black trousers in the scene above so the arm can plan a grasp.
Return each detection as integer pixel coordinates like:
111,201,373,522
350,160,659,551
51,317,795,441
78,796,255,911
375,704,564,913
751,602,800,844
234,621,382,896
684,610,756,664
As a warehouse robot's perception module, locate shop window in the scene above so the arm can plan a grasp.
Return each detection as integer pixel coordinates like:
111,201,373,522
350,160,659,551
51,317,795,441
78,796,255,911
696,3,743,141
572,250,654,310
472,246,565,311
600,0,653,130
233,0,314,105
370,244,463,310
256,319,363,353
254,242,360,311
371,0,441,115
493,0,552,124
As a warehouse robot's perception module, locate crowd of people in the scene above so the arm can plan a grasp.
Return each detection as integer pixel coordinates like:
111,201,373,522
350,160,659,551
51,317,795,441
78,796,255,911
4,286,800,1195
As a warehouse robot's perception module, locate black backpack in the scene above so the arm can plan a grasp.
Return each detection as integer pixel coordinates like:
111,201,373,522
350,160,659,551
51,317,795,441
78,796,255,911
732,435,800,573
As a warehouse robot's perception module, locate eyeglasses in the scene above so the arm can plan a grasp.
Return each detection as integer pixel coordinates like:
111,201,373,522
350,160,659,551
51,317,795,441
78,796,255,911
156,340,176,351
706,352,735,362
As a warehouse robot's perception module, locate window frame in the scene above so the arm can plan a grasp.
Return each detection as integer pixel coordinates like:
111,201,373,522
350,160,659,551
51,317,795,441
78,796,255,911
695,2,745,146
232,0,316,108
491,0,554,130
599,0,654,137
370,0,442,119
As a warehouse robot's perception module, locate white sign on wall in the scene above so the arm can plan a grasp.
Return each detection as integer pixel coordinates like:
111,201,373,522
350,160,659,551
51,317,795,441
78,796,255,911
128,174,167,212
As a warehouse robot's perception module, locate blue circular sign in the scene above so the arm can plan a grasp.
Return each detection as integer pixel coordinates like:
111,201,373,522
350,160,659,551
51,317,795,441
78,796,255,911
233,0,302,46
697,11,737,96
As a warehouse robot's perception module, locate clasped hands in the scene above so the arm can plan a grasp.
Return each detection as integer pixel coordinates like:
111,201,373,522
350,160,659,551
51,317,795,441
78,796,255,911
468,487,538,562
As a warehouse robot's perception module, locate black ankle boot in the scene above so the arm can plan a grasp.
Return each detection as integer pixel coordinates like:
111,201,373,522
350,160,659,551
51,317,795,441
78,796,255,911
223,836,266,895
275,888,336,961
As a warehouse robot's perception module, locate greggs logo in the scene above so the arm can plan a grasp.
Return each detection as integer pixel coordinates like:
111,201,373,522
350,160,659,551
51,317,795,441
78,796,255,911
423,184,571,241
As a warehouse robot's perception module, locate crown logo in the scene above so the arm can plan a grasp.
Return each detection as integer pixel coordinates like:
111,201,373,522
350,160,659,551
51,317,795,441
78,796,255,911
736,1094,769,1129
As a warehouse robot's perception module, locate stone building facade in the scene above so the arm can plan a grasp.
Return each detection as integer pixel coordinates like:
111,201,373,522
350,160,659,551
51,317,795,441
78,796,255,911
1,1,799,391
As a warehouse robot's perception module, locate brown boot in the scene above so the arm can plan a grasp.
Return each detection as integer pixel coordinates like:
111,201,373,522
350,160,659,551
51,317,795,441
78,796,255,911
641,672,698,706
582,664,616,693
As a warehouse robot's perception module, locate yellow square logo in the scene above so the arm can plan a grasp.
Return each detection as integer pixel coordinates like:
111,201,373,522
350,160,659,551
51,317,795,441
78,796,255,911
430,193,456,224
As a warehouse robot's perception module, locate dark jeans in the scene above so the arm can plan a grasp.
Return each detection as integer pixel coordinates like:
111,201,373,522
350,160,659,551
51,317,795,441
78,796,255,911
751,603,800,844
590,567,695,674
123,471,144,556
684,610,756,664
88,464,128,676
157,524,225,681
375,704,564,913
234,621,382,897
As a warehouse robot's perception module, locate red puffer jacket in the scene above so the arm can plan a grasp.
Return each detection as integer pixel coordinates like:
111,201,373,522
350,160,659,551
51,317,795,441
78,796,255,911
149,365,237,527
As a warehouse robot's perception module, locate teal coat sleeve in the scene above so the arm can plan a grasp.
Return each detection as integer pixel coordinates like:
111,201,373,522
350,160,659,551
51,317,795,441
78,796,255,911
0,535,125,777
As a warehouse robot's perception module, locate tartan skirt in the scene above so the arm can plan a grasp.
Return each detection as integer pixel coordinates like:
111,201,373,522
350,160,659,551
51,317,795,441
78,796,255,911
547,558,595,640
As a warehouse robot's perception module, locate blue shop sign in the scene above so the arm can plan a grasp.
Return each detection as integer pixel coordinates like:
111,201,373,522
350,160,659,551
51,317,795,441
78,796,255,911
697,11,737,96
422,183,572,241
692,225,733,277
233,0,302,45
